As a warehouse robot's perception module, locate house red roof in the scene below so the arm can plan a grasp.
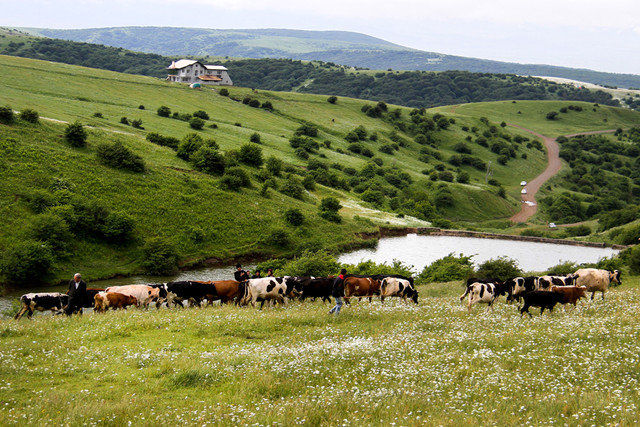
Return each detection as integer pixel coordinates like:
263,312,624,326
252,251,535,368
198,75,223,82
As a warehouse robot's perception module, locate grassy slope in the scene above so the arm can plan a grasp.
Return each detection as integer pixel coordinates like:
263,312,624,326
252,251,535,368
0,279,639,424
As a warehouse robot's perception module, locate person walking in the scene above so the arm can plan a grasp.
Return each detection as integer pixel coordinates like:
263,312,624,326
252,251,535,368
65,273,87,316
234,264,250,282
329,269,347,315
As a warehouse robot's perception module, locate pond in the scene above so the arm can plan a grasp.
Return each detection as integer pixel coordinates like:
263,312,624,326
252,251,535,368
337,233,619,273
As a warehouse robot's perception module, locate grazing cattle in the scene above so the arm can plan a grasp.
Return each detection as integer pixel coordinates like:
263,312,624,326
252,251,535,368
459,278,503,301
164,281,218,307
550,285,587,306
505,276,540,301
380,277,418,304
300,277,334,303
344,276,381,302
520,291,564,316
94,292,138,312
14,293,68,320
572,268,621,300
237,277,302,308
84,289,104,308
104,285,160,308
538,275,574,290
463,281,510,311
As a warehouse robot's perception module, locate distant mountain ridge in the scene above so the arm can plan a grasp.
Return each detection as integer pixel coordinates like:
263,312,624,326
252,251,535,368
25,26,640,89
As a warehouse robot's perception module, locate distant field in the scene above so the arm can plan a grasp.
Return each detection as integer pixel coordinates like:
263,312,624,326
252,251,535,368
0,278,638,424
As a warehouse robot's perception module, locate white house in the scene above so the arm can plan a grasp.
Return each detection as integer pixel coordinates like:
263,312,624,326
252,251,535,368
166,59,233,86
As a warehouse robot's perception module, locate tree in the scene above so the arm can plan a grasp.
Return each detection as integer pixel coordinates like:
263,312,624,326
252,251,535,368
475,257,522,281
191,146,225,175
177,133,203,160
64,122,87,147
19,109,39,123
193,110,209,120
157,106,171,117
141,237,179,275
218,88,229,96
284,208,305,226
327,96,337,104
96,141,145,172
238,143,263,167
189,117,205,130
250,132,261,143
265,156,283,176
0,105,14,124
280,177,305,199
220,167,251,190
1,241,54,286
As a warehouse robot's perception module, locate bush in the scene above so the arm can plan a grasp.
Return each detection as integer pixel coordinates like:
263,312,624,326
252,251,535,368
193,110,209,120
19,109,39,123
250,132,261,144
296,123,319,137
626,246,640,274
419,253,474,283
96,141,145,172
475,257,522,281
284,208,305,226
238,143,263,167
29,212,72,251
457,171,470,184
565,224,591,237
120,117,130,125
64,122,87,147
265,156,283,176
146,132,180,150
157,106,171,117
131,119,143,129
1,241,54,286
138,105,145,110
189,117,205,130
141,238,179,275
261,101,273,110
218,88,229,96
220,167,251,190
0,105,15,124
100,211,135,243
280,177,305,199
319,210,342,223
327,96,337,104
191,146,225,175
265,229,291,248
92,112,103,118
320,197,342,213
295,148,309,159
177,133,203,161
545,261,579,276
379,144,395,155
546,111,559,120
276,250,340,277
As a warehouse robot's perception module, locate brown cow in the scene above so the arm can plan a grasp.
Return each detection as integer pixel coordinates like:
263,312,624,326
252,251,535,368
344,277,381,302
94,292,138,312
201,280,240,305
550,285,587,306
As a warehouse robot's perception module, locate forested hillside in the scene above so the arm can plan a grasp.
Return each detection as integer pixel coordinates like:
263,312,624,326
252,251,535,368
24,26,640,88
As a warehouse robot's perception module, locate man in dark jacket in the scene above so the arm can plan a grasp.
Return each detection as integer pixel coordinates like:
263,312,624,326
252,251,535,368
65,273,87,315
234,264,250,282
329,269,347,315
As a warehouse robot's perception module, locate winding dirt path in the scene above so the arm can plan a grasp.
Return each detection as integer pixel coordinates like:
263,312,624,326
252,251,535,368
508,125,616,223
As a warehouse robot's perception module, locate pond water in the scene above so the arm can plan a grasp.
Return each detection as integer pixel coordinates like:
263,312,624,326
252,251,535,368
338,234,619,273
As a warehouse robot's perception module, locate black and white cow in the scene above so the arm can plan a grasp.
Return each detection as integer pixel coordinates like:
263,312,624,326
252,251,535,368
505,276,540,301
538,275,575,290
164,281,218,307
459,278,503,301
237,277,302,308
380,277,418,304
14,293,69,320
462,281,510,311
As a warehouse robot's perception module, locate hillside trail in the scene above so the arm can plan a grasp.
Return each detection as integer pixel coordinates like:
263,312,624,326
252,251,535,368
508,125,615,223
12,111,136,137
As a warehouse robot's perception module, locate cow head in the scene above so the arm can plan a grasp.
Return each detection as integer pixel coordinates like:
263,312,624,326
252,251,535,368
408,287,419,304
610,270,622,286
284,277,303,297
504,278,522,300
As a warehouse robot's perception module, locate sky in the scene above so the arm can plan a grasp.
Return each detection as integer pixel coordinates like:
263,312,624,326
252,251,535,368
3,0,640,74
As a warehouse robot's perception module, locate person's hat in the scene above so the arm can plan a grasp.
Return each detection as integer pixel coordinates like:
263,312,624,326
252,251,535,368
236,263,242,269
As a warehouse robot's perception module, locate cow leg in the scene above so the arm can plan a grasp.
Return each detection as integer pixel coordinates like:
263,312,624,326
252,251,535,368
26,307,34,319
14,306,28,320
601,291,606,300
591,292,595,300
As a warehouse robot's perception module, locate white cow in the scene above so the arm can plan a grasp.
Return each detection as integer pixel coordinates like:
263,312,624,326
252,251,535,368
572,269,621,300
105,285,160,308
380,277,418,304
238,277,302,308
464,281,509,312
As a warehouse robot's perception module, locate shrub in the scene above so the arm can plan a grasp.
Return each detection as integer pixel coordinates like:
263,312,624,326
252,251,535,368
626,246,640,274
138,105,145,110
453,142,471,154
157,106,171,117
617,224,640,245
238,143,263,167
565,224,591,237
141,238,179,275
327,96,337,104
189,117,205,130
276,250,340,277
319,210,342,223
220,167,251,190
64,122,87,147
280,177,305,200
320,197,342,213
250,132,261,144
284,208,305,226
265,156,283,176
120,117,130,125
296,123,319,137
146,132,180,150
92,112,103,118
218,88,229,96
132,119,144,129
475,256,522,281
546,111,559,120
457,171,470,184
302,175,316,191
0,105,15,124
1,241,54,286
379,144,395,155
193,110,209,120
19,109,39,123
545,261,579,276
100,211,135,243
265,229,291,248
28,212,72,251
248,99,260,108
96,141,145,172
419,253,474,283
177,133,203,160
261,101,273,110
438,171,454,182
295,148,309,159
191,146,225,175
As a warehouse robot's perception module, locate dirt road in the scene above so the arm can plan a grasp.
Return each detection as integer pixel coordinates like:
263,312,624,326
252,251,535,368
509,126,615,223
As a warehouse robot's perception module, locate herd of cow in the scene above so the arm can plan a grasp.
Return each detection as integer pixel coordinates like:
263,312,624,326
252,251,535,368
13,268,620,320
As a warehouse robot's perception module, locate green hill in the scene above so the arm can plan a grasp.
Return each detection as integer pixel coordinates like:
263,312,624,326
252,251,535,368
21,26,640,89
1,54,639,286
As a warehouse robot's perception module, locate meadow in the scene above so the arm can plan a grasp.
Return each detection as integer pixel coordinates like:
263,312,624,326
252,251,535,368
1,278,639,425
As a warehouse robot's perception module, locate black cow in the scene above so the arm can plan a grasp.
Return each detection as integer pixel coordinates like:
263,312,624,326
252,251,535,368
520,291,564,317
15,293,69,320
300,277,334,303
165,281,218,307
